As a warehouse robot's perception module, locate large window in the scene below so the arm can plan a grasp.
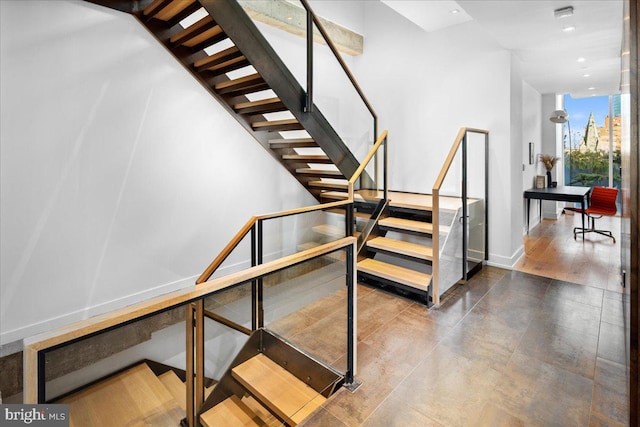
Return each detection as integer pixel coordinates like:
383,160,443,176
563,94,622,193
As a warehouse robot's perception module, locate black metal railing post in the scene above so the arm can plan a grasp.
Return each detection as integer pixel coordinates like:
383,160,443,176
461,132,468,282
346,243,355,385
305,8,313,113
257,219,264,329
383,135,388,201
251,224,257,331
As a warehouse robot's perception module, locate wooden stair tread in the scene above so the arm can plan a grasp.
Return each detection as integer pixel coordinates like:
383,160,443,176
144,0,196,21
269,138,318,149
378,217,433,234
234,97,286,115
320,191,366,202
59,363,183,427
296,168,343,177
283,154,331,163
358,258,431,291
158,371,186,411
312,224,345,237
171,16,221,47
367,237,433,261
194,46,244,71
231,354,325,426
252,118,303,131
200,395,263,427
308,180,348,189
215,73,268,95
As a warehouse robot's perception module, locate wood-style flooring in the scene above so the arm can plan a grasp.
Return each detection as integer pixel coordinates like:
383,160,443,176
515,211,623,292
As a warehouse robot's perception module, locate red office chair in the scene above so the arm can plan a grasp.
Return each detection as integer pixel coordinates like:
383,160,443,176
572,186,619,242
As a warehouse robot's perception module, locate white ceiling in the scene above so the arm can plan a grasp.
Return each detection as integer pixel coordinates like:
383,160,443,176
385,0,624,99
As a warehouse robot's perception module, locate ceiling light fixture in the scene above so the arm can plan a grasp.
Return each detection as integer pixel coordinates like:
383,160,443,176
450,9,460,14
588,87,596,90
577,57,586,62
562,26,576,32
583,73,590,77
554,6,574,19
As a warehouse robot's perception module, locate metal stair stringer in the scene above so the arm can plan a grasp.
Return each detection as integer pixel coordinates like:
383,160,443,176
198,0,362,181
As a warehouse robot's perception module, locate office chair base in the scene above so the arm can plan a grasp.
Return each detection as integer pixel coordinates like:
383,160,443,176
573,227,616,243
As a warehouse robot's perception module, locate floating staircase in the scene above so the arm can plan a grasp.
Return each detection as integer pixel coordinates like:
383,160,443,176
131,0,368,201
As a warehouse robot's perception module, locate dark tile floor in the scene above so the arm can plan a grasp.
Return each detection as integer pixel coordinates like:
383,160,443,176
296,267,630,427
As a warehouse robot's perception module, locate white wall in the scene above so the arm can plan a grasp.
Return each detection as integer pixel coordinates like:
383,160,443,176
522,81,543,232
351,1,524,268
0,0,315,346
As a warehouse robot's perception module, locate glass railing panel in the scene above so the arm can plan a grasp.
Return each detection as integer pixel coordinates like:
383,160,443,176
437,144,464,295
237,1,376,162
465,132,487,274
260,208,348,261
202,282,254,380
42,305,188,424
311,20,374,163
263,247,348,371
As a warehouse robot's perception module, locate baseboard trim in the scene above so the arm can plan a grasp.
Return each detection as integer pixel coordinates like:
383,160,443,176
487,245,524,270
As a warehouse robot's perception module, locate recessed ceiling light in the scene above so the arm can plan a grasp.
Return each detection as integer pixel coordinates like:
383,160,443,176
287,16,293,21
588,87,596,90
450,9,460,14
554,6,574,19
577,57,586,62
583,73,590,77
562,26,576,32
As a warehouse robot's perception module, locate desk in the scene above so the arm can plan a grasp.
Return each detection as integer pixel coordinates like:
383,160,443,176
524,186,591,234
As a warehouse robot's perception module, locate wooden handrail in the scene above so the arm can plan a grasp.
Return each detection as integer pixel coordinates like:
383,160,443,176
196,199,353,284
24,238,356,353
299,0,377,124
23,236,356,403
349,130,388,184
433,127,489,191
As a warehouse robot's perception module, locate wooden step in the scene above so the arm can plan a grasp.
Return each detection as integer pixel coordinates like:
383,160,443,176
312,224,345,238
308,180,348,190
320,191,366,202
366,237,433,261
378,217,433,235
171,15,222,48
194,46,248,74
358,258,431,291
158,371,186,412
234,97,287,115
283,154,332,164
231,354,326,426
269,138,318,149
143,0,198,22
215,73,269,96
252,118,304,132
58,363,183,426
200,395,263,427
296,168,343,178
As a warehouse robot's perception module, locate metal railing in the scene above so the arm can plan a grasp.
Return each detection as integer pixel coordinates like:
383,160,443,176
431,128,489,306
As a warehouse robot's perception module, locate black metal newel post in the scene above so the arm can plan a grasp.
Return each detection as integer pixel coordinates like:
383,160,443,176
251,224,257,331
346,244,355,386
305,9,313,113
257,219,264,329
462,132,468,282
